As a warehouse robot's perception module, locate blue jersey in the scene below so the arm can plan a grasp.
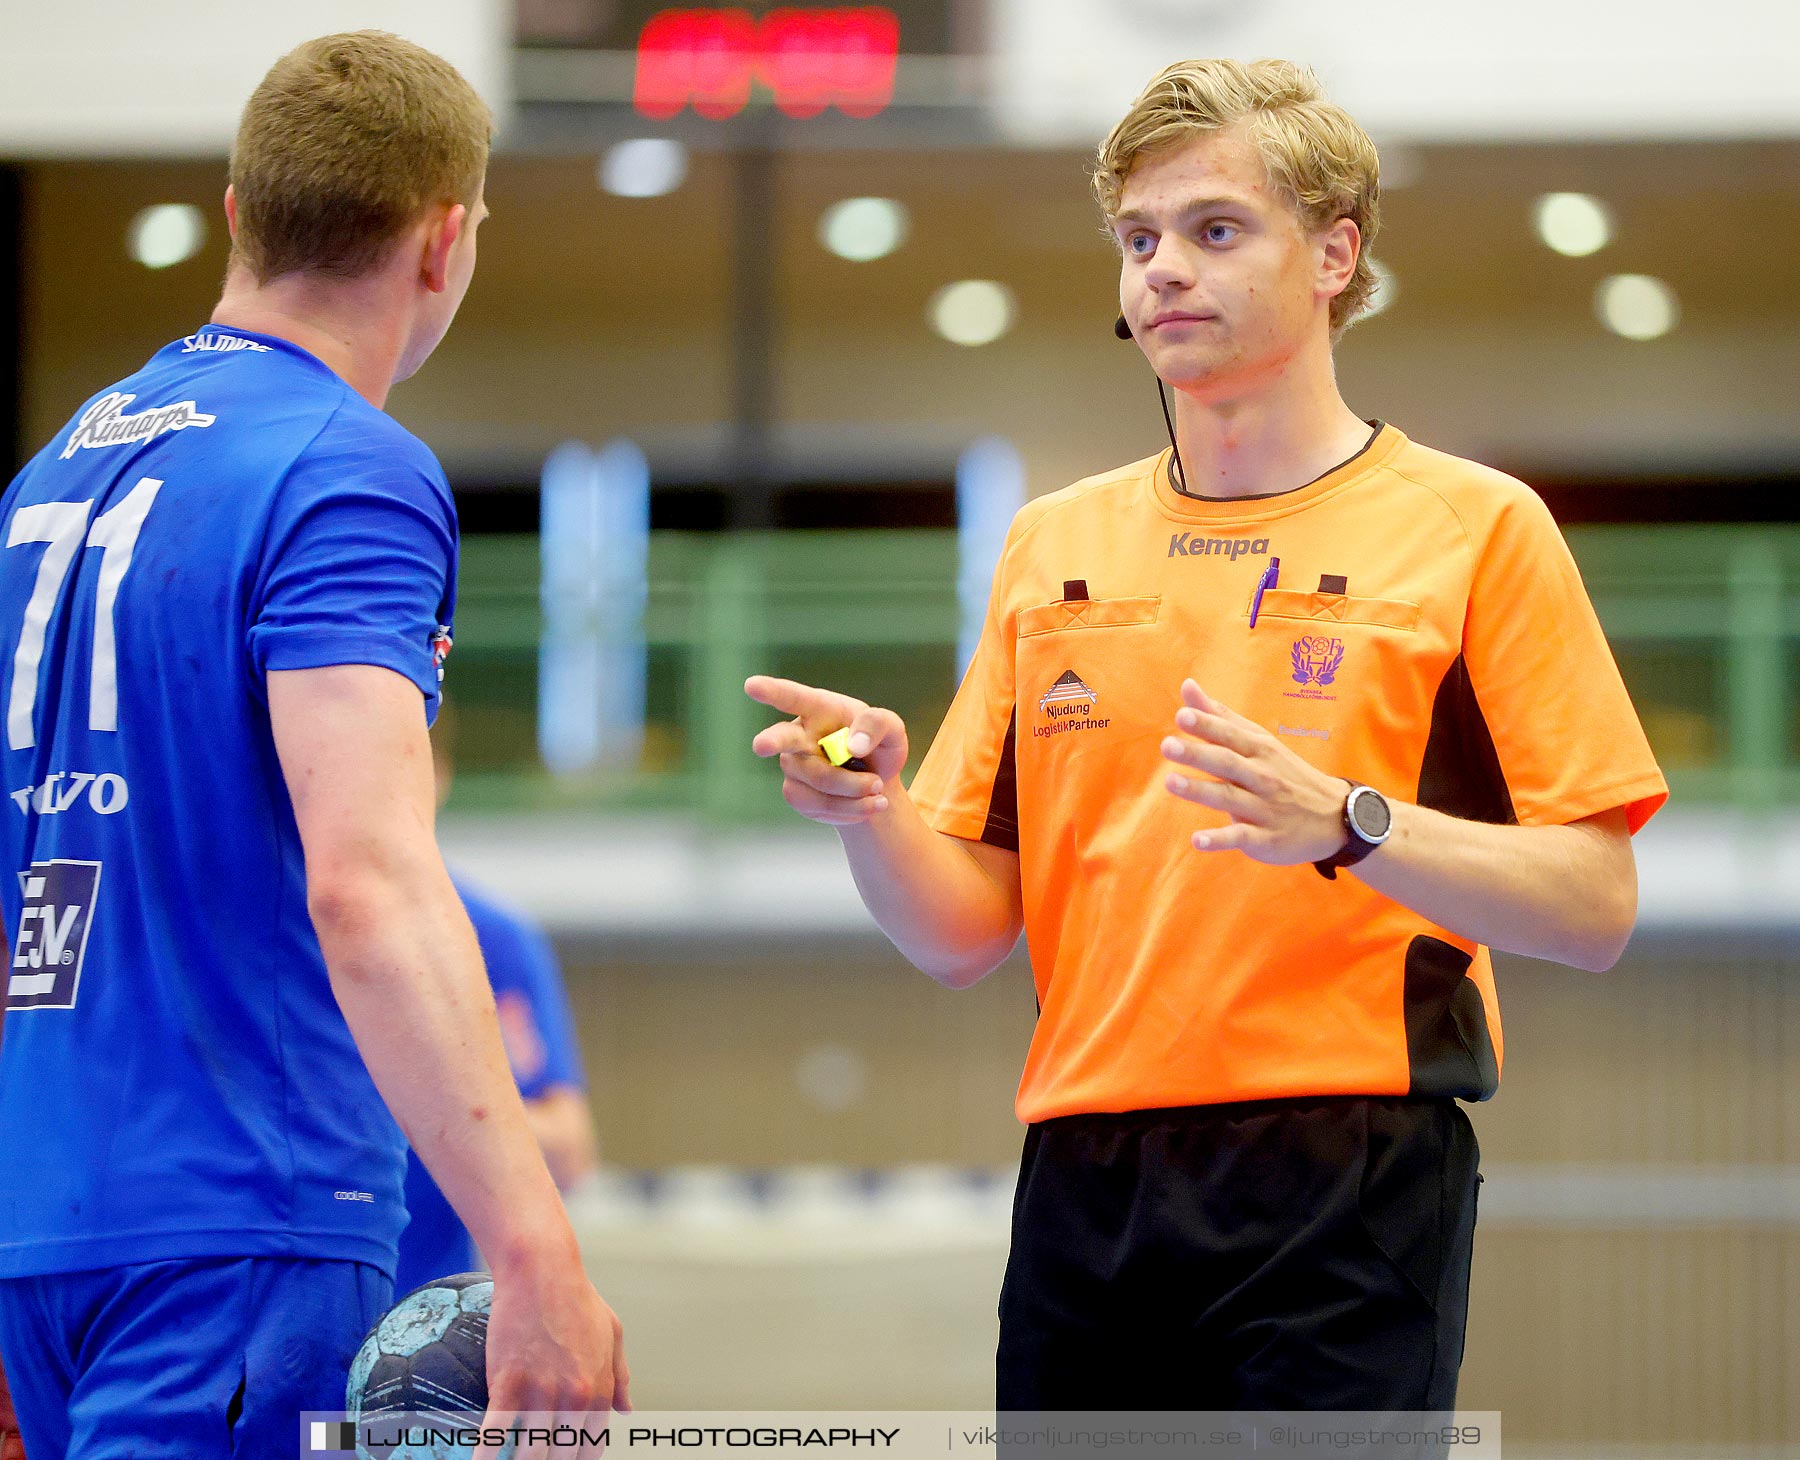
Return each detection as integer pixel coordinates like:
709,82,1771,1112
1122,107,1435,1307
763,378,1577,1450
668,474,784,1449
0,325,457,1278
395,875,586,1293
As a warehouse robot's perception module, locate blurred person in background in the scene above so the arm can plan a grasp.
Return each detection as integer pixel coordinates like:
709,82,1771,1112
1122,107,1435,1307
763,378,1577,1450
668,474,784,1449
396,707,600,1295
0,32,623,1456
748,58,1666,1413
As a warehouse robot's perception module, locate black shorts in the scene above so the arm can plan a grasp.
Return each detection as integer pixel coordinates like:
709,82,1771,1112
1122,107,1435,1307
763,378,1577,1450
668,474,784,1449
997,1094,1480,1411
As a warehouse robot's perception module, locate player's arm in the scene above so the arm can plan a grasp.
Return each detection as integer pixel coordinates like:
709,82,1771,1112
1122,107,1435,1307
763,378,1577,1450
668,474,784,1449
1160,680,1638,971
0,1351,22,1460
268,664,629,1417
746,676,1023,987
524,1086,599,1191
1337,798,1633,970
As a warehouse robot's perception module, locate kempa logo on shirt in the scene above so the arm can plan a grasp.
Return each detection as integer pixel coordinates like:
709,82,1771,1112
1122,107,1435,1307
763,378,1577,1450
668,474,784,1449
60,392,217,459
1035,670,1111,738
1168,533,1270,560
180,332,269,354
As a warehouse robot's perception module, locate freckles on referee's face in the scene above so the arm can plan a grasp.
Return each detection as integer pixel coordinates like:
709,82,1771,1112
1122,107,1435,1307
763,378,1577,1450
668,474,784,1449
1112,123,1336,401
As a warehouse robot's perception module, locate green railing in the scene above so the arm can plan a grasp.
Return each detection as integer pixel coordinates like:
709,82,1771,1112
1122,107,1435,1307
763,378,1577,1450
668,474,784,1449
443,525,1800,817
1575,526,1800,806
447,531,962,817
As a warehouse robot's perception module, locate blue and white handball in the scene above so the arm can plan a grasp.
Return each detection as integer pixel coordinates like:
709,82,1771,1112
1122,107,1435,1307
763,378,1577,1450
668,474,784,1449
347,1272,502,1460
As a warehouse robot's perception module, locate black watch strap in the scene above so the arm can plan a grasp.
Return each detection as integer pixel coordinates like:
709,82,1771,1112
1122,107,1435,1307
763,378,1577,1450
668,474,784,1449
1313,782,1388,880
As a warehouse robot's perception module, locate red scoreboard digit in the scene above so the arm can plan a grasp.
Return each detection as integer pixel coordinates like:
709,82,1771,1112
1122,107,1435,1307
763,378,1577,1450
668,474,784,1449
633,7,900,121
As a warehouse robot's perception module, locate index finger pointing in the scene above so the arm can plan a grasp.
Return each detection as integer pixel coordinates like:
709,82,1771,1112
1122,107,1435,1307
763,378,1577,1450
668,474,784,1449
744,675,848,724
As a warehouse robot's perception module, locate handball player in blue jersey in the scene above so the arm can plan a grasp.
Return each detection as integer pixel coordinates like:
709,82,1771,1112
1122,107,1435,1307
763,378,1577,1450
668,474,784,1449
0,32,625,1457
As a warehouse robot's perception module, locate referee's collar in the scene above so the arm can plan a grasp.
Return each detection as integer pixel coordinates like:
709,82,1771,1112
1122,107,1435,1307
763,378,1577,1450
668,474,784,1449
1149,422,1405,524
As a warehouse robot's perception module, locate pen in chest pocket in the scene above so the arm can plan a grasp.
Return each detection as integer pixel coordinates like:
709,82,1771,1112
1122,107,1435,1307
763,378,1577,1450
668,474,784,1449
1248,557,1281,628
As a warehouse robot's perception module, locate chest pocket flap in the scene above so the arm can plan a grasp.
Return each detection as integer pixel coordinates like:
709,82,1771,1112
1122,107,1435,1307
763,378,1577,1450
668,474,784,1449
1018,595,1161,637
1250,589,1420,632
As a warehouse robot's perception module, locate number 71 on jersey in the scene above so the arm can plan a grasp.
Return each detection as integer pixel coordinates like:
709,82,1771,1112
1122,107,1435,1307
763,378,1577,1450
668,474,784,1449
5,475,162,751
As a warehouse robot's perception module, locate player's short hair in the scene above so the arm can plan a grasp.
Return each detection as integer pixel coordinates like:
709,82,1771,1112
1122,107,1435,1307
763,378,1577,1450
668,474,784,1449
229,31,492,283
1093,58,1382,333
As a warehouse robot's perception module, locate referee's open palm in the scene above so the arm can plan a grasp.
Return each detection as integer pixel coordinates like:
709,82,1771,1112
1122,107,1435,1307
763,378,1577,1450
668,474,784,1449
745,675,907,826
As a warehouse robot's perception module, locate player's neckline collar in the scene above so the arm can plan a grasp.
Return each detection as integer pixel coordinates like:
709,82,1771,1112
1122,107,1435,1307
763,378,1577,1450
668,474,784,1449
1149,422,1405,524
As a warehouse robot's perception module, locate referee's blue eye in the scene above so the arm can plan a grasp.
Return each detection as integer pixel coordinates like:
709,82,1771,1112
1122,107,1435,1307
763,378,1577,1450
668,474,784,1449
1203,222,1238,244
1127,232,1155,256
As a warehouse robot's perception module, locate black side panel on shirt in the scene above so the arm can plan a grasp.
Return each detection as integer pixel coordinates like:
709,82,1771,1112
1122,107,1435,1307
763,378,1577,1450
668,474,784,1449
1403,935,1501,1101
1417,653,1517,826
980,708,1020,852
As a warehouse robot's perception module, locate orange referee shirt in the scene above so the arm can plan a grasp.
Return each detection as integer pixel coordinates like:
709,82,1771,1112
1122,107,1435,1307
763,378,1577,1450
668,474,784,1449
909,424,1668,1124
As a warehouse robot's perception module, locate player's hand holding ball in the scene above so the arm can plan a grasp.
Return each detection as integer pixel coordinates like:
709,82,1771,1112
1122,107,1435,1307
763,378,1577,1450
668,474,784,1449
483,1239,628,1452
745,676,908,826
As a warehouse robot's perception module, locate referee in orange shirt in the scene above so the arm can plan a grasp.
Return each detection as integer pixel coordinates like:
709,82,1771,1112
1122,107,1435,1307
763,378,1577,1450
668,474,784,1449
747,58,1666,1411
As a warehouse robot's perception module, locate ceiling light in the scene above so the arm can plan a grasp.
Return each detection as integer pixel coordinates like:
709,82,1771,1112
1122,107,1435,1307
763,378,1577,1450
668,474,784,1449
929,280,1015,347
599,138,688,198
1534,192,1612,257
127,204,206,270
1595,274,1679,341
819,197,908,262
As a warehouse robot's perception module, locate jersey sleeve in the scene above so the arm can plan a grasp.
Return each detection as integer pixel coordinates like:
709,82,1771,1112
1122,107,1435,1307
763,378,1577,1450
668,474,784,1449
1460,487,1667,833
246,410,458,717
908,519,1022,850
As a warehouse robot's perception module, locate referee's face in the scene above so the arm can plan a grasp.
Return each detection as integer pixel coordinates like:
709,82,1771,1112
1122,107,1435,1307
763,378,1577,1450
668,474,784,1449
1112,123,1343,401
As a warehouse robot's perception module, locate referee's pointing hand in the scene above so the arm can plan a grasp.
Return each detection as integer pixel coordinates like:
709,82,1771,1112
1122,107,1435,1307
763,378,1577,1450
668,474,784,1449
1161,679,1348,863
746,675,908,827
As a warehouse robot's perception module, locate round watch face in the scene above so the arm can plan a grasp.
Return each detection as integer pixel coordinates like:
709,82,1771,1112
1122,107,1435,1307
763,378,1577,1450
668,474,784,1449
1348,787,1392,841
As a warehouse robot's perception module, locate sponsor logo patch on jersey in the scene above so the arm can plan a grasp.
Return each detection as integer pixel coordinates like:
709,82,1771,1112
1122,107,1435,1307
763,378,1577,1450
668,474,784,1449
179,332,270,354
1038,669,1096,713
1168,533,1270,560
10,771,130,816
60,392,217,458
1034,670,1111,739
8,858,102,1009
430,625,453,682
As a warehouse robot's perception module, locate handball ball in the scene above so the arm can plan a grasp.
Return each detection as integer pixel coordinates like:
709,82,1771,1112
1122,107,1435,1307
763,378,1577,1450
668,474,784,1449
346,1272,500,1460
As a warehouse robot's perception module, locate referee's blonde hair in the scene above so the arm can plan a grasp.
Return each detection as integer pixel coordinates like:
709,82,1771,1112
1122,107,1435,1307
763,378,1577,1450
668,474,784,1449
230,31,492,284
1094,58,1382,334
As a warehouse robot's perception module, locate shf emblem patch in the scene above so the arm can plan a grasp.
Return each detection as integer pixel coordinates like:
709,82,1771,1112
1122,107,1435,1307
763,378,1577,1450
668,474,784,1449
1290,635,1345,687
9,859,102,1009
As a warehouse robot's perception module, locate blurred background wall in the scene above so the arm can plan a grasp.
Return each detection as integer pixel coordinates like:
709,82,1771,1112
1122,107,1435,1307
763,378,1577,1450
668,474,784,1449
2,2,1797,1454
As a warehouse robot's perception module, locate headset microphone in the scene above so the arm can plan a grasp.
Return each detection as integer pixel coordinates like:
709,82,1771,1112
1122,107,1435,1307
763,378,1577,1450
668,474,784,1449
1113,315,1132,340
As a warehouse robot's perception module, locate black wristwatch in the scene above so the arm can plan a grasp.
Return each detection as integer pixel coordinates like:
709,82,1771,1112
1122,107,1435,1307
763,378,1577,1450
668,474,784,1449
1313,782,1392,880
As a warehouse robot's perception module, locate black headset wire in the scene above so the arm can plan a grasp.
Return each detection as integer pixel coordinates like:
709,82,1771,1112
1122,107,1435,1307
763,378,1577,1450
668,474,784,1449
1156,380,1188,495
1117,313,1190,496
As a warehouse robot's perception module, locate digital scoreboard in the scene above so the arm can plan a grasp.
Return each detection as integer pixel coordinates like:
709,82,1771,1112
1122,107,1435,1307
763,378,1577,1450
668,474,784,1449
633,8,900,120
